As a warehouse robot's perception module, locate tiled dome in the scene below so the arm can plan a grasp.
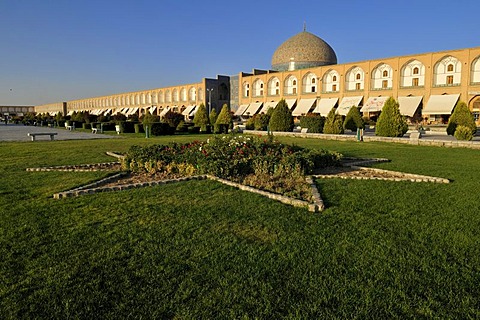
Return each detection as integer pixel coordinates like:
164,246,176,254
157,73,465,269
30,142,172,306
271,31,337,71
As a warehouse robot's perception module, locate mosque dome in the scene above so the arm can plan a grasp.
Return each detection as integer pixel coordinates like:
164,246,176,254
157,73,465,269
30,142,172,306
271,30,337,71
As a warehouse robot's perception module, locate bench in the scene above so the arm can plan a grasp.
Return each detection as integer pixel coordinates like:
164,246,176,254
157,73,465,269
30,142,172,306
27,132,58,141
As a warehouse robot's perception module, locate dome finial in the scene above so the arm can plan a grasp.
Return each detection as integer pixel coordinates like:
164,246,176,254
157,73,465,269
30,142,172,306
303,21,306,32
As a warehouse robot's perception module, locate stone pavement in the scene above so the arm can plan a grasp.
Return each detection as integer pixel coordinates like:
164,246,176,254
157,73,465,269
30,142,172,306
0,124,118,142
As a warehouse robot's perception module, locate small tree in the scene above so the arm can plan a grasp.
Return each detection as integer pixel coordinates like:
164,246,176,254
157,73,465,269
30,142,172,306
209,108,218,126
215,104,232,133
254,113,270,131
193,103,210,131
454,125,474,141
163,110,184,128
269,99,293,132
323,108,344,134
343,106,364,131
375,97,408,137
446,101,476,136
299,113,325,133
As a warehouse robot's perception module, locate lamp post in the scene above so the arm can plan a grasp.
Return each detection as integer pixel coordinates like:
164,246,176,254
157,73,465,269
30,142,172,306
207,88,214,115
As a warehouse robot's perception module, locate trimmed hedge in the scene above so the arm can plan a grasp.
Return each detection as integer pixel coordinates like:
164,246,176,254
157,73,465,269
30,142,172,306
151,122,175,136
269,99,293,132
447,101,476,136
375,97,408,137
299,113,325,133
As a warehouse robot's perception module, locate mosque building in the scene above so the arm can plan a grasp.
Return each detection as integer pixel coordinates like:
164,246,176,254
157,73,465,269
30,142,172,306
35,28,480,125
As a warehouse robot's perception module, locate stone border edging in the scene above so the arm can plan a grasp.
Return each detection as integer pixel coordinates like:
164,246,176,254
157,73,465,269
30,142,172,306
52,173,324,213
314,166,450,184
26,162,120,172
106,151,125,159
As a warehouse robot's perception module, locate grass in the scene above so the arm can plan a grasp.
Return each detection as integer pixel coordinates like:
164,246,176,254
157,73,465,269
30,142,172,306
1,134,480,318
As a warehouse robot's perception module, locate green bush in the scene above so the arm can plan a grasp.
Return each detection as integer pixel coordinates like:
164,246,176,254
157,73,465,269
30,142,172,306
151,122,175,136
269,99,293,132
375,97,408,137
245,117,255,130
176,121,188,132
446,101,476,136
454,125,474,141
209,108,218,126
215,104,232,133
254,113,270,131
323,108,344,134
188,126,200,134
193,103,210,131
163,111,184,128
343,106,364,131
299,113,325,133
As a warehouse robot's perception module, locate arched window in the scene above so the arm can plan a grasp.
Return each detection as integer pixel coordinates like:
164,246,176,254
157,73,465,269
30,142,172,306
371,63,393,90
302,72,317,93
267,77,280,96
284,75,298,95
471,56,480,84
434,56,461,86
345,67,364,91
253,79,264,97
243,82,250,97
322,69,340,92
189,87,196,101
400,60,425,87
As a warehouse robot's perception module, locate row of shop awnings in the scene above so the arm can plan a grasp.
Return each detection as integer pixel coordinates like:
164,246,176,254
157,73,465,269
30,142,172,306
235,94,461,117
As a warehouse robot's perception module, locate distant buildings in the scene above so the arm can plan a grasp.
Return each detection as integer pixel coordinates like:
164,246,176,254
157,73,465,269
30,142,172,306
35,29,480,124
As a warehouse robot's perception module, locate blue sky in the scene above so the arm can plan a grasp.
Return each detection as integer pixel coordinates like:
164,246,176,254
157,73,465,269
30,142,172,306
1,0,479,105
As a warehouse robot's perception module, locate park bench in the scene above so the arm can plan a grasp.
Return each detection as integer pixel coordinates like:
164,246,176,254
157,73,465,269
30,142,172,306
27,132,58,141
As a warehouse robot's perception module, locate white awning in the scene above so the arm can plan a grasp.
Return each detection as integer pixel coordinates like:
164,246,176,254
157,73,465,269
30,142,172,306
313,98,338,116
243,102,263,116
182,105,195,116
67,110,74,116
285,99,297,110
122,108,130,115
149,106,157,114
127,107,139,115
339,96,364,115
292,98,316,116
259,101,278,114
160,107,171,117
234,104,249,116
360,96,388,113
189,106,198,116
103,109,112,115
398,96,423,117
423,94,460,115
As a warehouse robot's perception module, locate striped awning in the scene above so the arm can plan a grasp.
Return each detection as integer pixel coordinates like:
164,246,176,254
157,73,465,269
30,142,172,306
160,107,171,117
182,105,196,116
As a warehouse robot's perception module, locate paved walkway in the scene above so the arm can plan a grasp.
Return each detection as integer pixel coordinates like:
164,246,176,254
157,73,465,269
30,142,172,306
0,124,118,142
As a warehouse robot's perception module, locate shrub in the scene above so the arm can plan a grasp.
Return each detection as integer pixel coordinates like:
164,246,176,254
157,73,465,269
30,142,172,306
113,112,127,123
134,123,144,133
176,121,188,132
209,108,218,126
151,122,175,136
254,113,270,131
323,108,344,134
193,103,210,131
454,125,474,141
269,99,293,132
163,111,184,128
215,104,232,133
446,101,476,136
343,106,364,131
375,97,408,137
299,113,325,133
245,116,255,130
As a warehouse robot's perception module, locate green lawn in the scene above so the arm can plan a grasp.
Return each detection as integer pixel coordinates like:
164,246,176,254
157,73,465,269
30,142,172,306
1,134,479,318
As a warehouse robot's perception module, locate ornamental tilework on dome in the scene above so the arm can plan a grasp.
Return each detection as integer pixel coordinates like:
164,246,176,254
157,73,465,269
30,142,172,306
271,31,337,71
